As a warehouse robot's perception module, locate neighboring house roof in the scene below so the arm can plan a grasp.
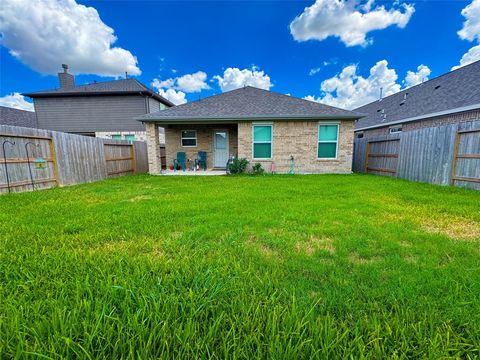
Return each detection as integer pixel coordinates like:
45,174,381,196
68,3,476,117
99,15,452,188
23,78,175,107
354,60,480,131
0,106,37,128
137,86,362,123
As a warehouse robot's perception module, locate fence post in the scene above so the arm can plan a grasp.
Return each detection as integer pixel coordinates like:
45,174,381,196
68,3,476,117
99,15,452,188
450,130,461,185
364,141,370,173
131,144,136,174
49,138,60,186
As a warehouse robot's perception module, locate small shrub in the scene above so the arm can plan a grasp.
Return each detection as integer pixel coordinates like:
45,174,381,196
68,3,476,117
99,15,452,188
251,163,264,175
228,158,249,174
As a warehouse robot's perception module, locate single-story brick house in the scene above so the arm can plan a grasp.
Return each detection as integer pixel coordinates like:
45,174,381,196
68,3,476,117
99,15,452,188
137,86,362,174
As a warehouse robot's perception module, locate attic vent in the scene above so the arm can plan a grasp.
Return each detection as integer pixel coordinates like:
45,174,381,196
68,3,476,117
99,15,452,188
434,85,441,90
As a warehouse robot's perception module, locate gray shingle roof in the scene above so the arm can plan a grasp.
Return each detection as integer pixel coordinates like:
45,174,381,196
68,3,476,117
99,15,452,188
138,86,361,122
0,106,37,128
23,78,174,107
354,60,480,130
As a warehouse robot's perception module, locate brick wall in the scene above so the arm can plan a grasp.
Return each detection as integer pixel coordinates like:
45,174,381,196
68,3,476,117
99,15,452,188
165,124,238,169
237,120,354,174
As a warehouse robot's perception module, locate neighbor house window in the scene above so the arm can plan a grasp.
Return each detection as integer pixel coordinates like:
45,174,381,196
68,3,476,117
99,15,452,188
318,123,339,159
125,134,135,143
252,125,272,159
181,130,197,147
111,134,122,140
389,125,402,134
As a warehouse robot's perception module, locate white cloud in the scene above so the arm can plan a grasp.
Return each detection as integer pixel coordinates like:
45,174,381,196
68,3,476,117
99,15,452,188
213,67,272,92
453,0,480,69
0,0,140,77
452,44,480,70
458,0,480,42
305,60,430,109
152,71,209,93
152,78,175,89
0,93,34,111
290,0,415,47
309,67,322,76
156,88,187,106
403,64,431,88
175,72,210,92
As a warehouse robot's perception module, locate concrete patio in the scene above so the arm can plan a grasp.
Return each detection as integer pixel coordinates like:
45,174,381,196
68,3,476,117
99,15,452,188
160,170,227,176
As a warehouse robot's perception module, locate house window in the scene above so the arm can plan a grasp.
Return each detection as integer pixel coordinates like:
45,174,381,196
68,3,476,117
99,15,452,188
318,123,339,159
181,130,197,147
389,125,402,134
125,134,135,143
111,134,122,140
252,125,272,159
356,132,364,139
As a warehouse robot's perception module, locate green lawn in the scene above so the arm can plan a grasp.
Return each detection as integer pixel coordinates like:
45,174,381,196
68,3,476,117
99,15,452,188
1,174,479,359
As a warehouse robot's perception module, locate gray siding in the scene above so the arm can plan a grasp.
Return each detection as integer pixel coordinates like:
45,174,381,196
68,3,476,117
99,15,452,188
148,97,162,113
34,95,148,133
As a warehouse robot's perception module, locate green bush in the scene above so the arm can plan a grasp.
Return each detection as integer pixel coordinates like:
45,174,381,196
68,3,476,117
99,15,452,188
251,163,264,175
228,158,249,174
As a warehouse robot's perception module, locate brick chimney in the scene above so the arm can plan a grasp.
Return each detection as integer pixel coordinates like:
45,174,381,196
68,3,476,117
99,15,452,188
58,64,75,89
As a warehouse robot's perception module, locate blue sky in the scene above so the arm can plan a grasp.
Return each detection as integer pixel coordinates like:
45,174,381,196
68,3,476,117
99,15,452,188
1,0,479,110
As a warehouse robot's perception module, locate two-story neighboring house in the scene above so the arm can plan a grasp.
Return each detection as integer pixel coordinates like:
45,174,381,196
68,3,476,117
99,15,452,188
23,65,174,142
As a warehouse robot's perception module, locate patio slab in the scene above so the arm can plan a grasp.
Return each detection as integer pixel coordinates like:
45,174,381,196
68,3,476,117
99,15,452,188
160,170,227,176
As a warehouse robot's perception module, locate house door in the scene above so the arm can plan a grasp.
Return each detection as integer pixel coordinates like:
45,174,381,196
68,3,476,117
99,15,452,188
213,130,229,168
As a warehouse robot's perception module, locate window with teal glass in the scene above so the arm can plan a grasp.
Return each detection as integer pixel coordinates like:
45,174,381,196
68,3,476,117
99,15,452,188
111,134,122,140
253,125,272,159
125,134,135,143
318,124,339,159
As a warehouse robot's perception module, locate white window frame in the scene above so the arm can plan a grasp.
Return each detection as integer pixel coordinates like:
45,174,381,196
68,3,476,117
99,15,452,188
252,123,273,160
317,122,340,160
389,125,402,134
181,130,197,147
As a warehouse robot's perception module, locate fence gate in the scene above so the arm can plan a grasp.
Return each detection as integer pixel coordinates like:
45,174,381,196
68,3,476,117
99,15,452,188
364,138,400,177
104,143,136,177
0,133,58,193
450,128,480,186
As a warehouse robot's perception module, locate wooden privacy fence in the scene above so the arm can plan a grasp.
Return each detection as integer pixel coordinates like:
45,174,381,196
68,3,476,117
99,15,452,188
353,120,480,190
0,125,150,194
0,132,58,192
104,143,136,177
364,138,400,176
450,127,480,186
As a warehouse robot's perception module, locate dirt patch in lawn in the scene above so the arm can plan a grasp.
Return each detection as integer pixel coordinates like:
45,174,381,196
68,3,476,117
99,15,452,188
247,235,282,260
421,216,480,241
87,240,164,259
126,195,154,202
295,236,335,256
348,252,381,265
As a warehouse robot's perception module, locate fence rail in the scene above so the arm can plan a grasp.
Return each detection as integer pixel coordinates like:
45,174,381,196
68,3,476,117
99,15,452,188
353,120,480,190
0,125,153,194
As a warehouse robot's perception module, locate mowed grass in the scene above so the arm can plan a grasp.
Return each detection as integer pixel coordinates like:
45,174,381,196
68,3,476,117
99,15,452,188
1,174,479,359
